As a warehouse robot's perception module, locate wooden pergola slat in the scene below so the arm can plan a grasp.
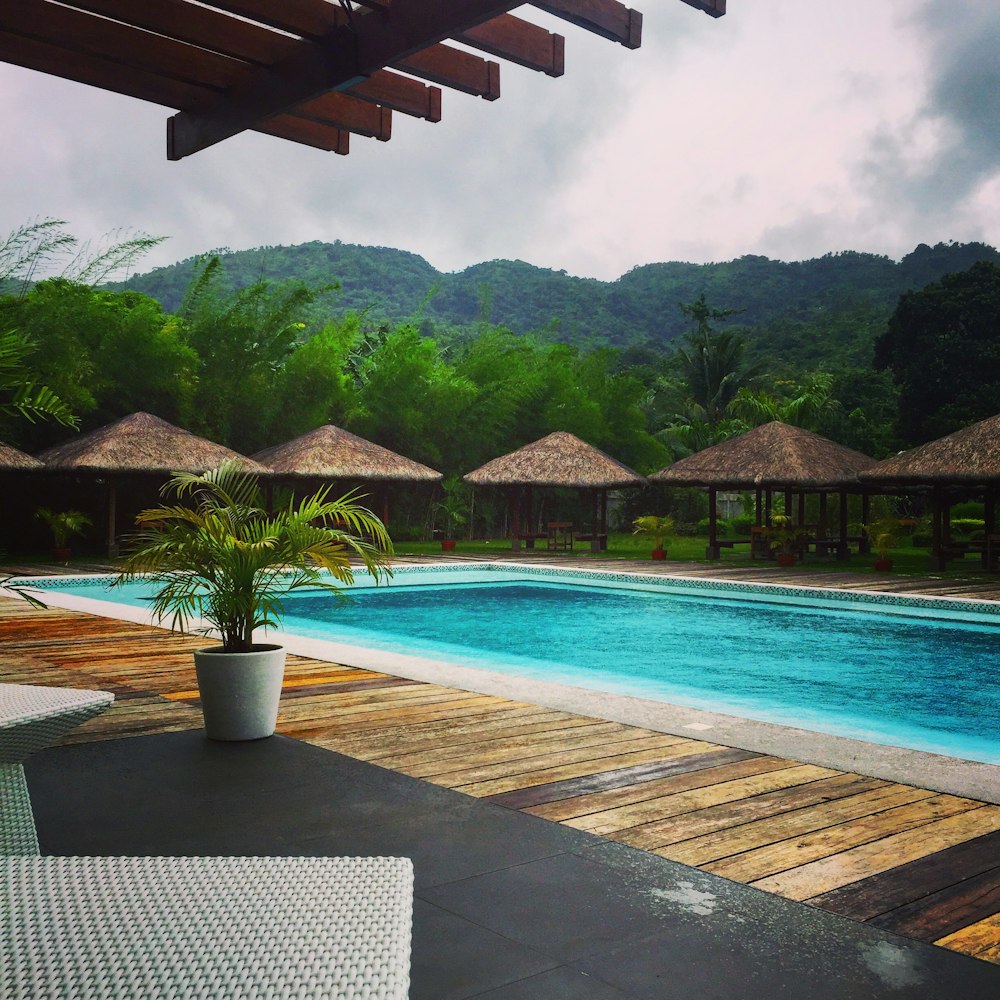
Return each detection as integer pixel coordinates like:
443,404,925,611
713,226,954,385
394,45,502,101
531,0,642,49
348,72,442,123
455,14,565,78
167,0,522,158
0,0,725,158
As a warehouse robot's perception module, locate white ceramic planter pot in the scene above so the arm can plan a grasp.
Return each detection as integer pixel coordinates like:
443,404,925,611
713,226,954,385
193,644,286,741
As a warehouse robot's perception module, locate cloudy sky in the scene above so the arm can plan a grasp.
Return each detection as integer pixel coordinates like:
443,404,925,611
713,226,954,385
2,0,998,281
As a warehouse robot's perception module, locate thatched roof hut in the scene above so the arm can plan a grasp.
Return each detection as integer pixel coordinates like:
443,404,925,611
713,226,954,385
36,412,269,556
859,413,1000,486
0,442,43,470
464,432,644,550
859,414,1000,571
464,431,645,488
37,412,269,475
651,422,876,488
651,422,877,561
252,425,441,482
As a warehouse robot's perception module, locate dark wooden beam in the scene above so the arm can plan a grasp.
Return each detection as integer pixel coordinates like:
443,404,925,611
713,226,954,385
4,0,245,90
455,14,565,77
294,92,392,141
259,115,350,154
681,0,726,17
197,0,346,38
347,72,442,122
167,0,519,158
53,0,290,64
394,45,501,100
530,0,642,48
0,30,211,110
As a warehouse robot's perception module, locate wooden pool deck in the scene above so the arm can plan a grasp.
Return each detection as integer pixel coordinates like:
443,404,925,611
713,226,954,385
2,557,999,968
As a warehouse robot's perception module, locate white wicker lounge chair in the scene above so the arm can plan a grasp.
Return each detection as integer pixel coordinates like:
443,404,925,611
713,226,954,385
1,683,413,999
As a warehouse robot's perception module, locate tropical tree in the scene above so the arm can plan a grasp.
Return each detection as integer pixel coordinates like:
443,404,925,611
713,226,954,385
729,372,839,431
671,295,764,426
179,256,324,451
874,260,1000,444
0,328,76,437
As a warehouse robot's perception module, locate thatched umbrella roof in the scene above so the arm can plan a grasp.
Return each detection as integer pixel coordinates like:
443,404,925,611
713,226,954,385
0,441,43,470
464,432,646,488
859,413,1000,486
252,425,441,482
651,422,876,488
36,412,269,474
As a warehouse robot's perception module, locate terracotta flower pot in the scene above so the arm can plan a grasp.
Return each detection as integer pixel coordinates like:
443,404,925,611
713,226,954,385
52,547,72,562
776,552,796,567
874,558,893,572
441,538,456,551
651,549,666,561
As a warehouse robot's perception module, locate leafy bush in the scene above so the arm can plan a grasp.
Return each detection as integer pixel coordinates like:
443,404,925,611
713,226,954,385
951,501,984,520
731,515,755,535
697,517,729,537
951,518,985,536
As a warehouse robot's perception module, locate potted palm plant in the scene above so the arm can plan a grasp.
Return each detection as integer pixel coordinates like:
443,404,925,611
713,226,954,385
114,461,392,741
435,477,470,551
767,514,804,567
860,516,901,572
35,507,92,562
632,515,676,560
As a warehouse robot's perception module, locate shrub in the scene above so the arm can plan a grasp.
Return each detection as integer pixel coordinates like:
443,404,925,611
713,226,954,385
951,502,984,520
731,515,754,535
951,518,985,536
697,517,729,536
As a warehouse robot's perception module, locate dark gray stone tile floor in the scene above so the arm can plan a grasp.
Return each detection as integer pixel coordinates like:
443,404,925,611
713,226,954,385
25,732,1000,999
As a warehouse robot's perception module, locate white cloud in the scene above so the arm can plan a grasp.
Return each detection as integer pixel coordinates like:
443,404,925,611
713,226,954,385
1,0,997,282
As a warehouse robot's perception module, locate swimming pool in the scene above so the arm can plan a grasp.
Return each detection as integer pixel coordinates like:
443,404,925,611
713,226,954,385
13,564,1000,766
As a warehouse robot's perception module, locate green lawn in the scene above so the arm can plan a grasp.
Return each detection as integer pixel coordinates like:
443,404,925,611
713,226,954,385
391,534,990,580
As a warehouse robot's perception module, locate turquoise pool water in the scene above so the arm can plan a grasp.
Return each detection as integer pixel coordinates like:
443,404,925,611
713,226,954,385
18,566,1000,764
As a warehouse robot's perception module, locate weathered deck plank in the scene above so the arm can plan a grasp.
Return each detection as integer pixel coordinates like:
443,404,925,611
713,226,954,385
1,573,998,967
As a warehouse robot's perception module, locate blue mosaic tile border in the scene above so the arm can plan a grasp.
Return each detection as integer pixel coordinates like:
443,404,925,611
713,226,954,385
9,561,1000,622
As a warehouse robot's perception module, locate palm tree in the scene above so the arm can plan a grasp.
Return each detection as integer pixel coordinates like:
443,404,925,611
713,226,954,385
729,372,838,431
672,295,764,426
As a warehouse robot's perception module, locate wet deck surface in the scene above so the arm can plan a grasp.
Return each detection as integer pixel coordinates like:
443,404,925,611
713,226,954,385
3,556,1000,995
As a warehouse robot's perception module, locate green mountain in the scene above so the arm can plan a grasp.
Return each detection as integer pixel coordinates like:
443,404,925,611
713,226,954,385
113,239,1000,368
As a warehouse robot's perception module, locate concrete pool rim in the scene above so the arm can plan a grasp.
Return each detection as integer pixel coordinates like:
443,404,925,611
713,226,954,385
6,562,999,805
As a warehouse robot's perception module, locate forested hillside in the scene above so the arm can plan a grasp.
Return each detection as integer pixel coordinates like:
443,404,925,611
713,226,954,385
113,240,1000,367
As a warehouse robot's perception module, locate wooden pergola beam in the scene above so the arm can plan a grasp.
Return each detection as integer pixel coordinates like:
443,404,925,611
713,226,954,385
167,0,520,158
530,0,642,49
348,72,442,122
394,45,501,100
258,116,350,155
4,0,244,90
0,30,210,110
455,14,565,78
681,0,726,17
294,92,392,141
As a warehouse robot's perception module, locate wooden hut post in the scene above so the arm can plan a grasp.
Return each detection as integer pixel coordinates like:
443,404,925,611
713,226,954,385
859,493,872,555
510,487,521,550
930,485,945,570
106,478,118,558
837,489,850,561
754,489,763,526
707,486,720,559
984,487,996,569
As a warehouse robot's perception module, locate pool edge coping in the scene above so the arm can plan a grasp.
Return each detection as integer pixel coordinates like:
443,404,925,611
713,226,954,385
4,566,999,806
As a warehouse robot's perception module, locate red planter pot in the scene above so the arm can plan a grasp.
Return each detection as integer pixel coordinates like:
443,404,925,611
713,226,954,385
775,552,796,567
651,549,666,561
52,547,72,562
441,539,456,551
874,558,893,572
